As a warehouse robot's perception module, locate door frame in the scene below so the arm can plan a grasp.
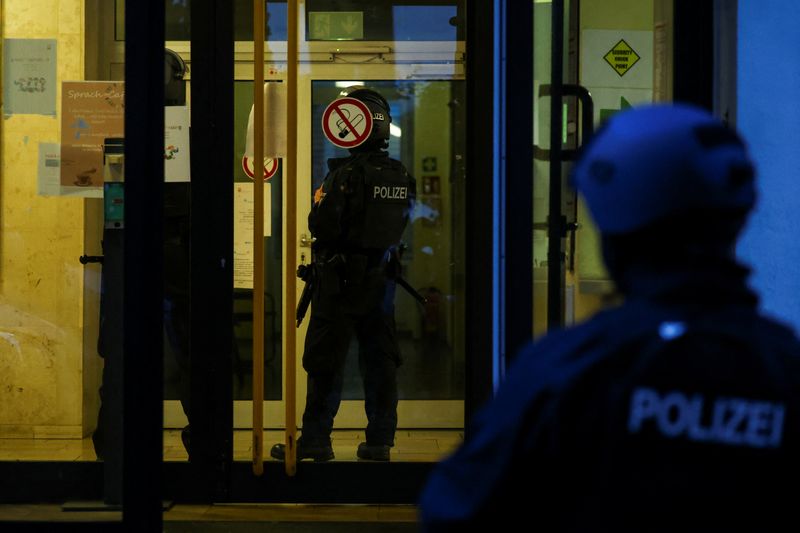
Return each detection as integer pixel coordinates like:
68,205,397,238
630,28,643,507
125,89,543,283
0,0,721,509
294,64,467,430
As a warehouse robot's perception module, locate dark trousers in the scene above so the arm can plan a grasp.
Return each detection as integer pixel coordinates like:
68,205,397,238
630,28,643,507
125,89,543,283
93,296,191,458
301,273,401,446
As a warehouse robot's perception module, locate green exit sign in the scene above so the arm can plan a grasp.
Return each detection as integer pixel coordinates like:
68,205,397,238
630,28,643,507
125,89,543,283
308,12,364,41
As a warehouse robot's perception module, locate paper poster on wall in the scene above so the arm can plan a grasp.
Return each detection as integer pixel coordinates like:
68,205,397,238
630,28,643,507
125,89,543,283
233,183,272,289
37,143,61,196
37,143,104,198
580,30,653,90
60,81,125,189
165,106,191,182
3,39,57,116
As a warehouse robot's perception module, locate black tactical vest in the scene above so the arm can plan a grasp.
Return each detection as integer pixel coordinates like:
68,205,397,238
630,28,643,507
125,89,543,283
343,154,415,251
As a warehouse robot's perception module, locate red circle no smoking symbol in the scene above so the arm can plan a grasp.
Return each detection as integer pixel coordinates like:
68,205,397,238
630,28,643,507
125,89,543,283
242,156,279,181
322,97,374,149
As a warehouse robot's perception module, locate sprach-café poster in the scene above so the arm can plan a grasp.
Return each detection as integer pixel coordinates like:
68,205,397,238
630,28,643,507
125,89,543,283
60,81,124,188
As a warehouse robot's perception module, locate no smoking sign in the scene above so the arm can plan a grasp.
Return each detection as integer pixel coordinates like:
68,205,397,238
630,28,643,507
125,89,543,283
322,97,374,149
242,156,279,181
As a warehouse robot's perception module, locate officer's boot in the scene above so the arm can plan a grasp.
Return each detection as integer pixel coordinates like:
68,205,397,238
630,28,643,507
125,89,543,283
270,437,334,462
357,442,391,461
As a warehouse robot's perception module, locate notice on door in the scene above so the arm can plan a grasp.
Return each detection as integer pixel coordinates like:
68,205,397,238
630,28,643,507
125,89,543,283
233,182,272,289
165,106,190,182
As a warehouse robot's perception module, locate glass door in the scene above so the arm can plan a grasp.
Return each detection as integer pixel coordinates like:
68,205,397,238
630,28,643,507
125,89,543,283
226,1,467,455
533,0,583,337
571,0,675,327
299,73,466,429
534,0,675,338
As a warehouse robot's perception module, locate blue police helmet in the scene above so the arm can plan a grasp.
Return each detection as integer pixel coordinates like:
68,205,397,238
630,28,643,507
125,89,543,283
571,104,756,235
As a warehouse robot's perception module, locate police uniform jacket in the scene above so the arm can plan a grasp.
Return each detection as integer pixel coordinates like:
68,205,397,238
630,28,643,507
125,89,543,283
419,260,800,532
310,150,414,259
307,151,414,312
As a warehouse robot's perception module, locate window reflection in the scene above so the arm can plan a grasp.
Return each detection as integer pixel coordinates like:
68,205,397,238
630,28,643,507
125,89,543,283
306,1,464,41
115,0,289,42
231,81,284,401
311,80,466,400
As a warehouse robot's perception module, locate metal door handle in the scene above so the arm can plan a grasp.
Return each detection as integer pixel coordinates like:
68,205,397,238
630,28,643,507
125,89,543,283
535,84,595,161
299,233,316,247
79,255,104,264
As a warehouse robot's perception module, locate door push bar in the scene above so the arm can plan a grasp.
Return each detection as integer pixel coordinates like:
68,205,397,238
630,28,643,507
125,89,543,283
534,84,594,274
533,84,594,162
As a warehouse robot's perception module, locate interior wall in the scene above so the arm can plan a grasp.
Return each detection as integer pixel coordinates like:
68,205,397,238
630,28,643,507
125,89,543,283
0,0,88,438
404,83,453,343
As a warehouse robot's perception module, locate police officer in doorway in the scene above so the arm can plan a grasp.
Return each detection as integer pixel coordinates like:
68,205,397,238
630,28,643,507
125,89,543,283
271,87,415,462
419,105,800,531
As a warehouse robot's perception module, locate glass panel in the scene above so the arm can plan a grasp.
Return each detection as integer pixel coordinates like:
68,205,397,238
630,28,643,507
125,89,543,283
0,0,124,510
234,0,467,465
165,0,191,41
96,0,198,467
163,63,192,461
306,0,465,41
233,1,288,42
572,0,673,326
311,80,466,401
231,81,284,402
532,0,554,338
114,1,289,42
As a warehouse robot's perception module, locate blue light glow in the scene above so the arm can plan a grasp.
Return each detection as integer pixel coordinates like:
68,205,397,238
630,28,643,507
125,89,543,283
737,1,800,334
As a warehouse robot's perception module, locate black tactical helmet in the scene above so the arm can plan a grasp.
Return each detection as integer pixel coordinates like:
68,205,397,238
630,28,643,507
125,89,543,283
339,86,392,149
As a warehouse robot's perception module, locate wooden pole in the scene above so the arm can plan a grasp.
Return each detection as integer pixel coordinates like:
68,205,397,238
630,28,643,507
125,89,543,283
284,0,299,477
252,0,265,477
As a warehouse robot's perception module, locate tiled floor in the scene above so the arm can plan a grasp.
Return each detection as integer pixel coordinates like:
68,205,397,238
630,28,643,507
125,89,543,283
0,431,458,528
0,429,463,462
0,503,420,528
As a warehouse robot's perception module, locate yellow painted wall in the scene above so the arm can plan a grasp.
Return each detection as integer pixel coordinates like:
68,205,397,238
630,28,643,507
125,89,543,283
404,83,452,342
0,0,88,438
580,0,654,30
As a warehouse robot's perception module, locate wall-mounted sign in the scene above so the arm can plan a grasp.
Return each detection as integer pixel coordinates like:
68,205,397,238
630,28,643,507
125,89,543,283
308,12,364,40
581,30,653,90
603,39,641,77
2,39,57,116
421,175,441,196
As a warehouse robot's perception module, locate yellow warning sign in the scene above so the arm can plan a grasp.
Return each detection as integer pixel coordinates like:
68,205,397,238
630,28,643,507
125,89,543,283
603,39,640,77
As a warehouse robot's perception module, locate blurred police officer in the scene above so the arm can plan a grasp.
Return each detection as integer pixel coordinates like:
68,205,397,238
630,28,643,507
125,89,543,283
419,104,800,531
271,87,415,462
